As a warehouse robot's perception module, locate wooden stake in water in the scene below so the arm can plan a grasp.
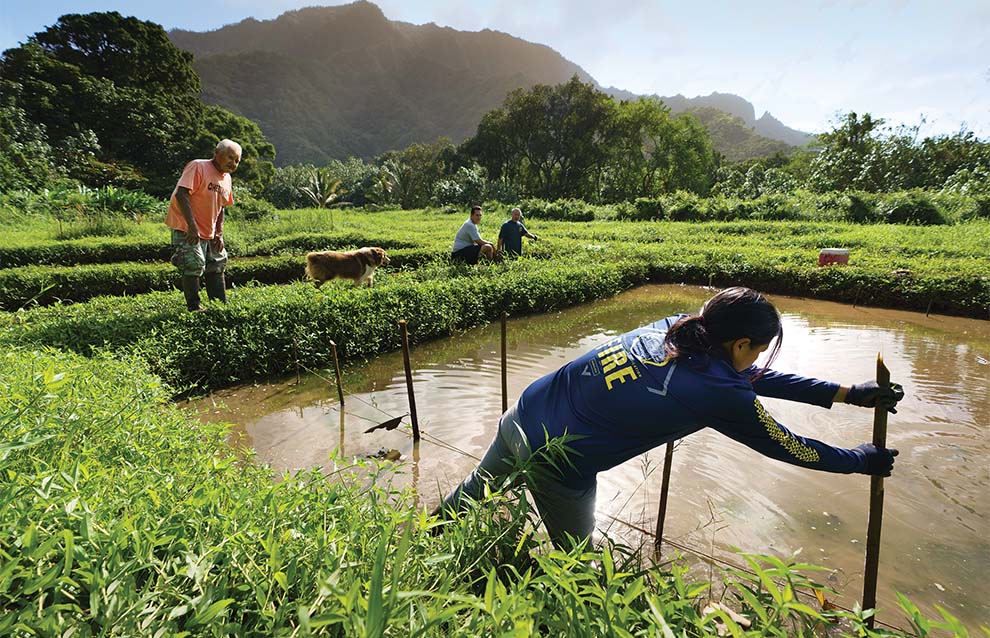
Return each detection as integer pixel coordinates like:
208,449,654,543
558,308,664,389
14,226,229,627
399,320,420,441
293,340,300,385
653,441,675,554
501,311,508,414
862,353,891,627
329,339,345,406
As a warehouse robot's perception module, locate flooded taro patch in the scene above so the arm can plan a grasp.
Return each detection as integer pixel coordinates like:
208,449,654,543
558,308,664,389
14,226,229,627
188,284,990,629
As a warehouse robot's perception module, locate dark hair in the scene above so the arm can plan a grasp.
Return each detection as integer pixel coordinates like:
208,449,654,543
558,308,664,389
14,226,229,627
470,205,482,214
664,287,783,376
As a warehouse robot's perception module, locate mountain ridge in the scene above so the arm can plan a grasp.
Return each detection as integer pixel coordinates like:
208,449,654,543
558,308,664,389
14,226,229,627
169,1,812,165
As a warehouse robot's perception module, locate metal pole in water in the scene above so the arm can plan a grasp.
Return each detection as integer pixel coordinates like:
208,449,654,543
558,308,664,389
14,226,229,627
501,311,508,414
862,353,891,628
329,339,345,406
653,441,675,555
399,320,420,441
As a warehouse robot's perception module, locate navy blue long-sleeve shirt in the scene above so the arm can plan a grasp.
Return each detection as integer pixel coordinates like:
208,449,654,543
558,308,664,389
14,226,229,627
516,315,866,488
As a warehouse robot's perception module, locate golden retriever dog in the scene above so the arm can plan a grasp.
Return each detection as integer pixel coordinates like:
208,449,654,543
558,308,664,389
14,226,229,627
305,246,390,288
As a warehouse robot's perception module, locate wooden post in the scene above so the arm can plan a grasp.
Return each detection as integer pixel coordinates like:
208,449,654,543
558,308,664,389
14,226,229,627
501,311,508,414
293,340,301,385
653,442,675,554
399,320,420,441
862,353,891,627
412,439,421,508
329,340,345,406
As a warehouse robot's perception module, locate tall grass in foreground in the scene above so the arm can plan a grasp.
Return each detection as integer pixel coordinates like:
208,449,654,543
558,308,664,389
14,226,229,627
1,348,978,636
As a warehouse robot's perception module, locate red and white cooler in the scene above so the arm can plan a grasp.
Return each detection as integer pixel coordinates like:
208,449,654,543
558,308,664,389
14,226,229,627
818,248,850,266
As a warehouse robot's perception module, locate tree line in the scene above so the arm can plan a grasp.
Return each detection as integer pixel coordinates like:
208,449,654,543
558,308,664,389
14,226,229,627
2,12,988,211
0,12,275,197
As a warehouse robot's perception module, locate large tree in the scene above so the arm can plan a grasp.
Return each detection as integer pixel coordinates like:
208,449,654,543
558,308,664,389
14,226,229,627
465,76,617,200
603,98,715,201
375,138,458,209
31,12,200,95
0,88,55,191
809,112,990,193
465,78,716,202
0,12,274,195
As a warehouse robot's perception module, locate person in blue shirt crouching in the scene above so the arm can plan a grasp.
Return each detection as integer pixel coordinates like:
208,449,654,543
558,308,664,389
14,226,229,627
435,287,904,549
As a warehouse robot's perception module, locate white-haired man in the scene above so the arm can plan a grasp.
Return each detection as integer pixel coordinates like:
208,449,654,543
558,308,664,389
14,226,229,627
165,139,242,311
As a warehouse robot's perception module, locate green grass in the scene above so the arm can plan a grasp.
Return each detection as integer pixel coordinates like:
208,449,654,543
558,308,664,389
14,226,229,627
2,210,987,316
2,348,977,636
1,204,987,636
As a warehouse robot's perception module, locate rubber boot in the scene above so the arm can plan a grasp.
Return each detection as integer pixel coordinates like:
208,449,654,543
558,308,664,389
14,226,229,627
180,275,203,312
204,272,227,303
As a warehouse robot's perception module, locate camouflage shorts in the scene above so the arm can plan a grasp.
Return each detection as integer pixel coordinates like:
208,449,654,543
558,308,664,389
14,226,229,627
170,229,228,276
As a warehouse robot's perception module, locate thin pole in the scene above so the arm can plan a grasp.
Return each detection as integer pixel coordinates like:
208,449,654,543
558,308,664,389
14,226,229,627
329,340,344,406
501,311,508,414
412,440,421,509
293,340,301,385
399,320,420,441
862,353,891,628
653,441,675,554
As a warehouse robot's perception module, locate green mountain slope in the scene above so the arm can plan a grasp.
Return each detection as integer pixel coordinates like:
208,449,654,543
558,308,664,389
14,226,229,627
687,107,794,161
170,1,809,166
170,1,593,165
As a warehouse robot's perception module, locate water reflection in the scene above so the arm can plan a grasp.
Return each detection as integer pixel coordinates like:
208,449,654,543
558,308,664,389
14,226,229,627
188,285,989,629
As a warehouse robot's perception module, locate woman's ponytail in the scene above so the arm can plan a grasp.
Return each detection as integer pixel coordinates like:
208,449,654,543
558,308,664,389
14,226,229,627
663,314,720,360
664,287,783,373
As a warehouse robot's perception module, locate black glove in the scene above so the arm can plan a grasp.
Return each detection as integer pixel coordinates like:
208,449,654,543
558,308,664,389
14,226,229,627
854,443,899,477
845,381,905,413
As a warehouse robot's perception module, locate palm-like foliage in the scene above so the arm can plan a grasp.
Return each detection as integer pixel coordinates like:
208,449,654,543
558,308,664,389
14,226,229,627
380,159,415,209
298,166,343,227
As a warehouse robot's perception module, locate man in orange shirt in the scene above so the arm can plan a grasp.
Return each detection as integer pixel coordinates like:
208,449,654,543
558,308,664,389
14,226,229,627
166,139,241,311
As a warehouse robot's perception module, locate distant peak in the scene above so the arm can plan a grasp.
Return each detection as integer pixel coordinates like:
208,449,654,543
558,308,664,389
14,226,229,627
280,1,386,21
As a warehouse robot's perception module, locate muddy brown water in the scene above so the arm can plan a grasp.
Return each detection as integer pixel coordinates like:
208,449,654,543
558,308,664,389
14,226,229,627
187,284,989,629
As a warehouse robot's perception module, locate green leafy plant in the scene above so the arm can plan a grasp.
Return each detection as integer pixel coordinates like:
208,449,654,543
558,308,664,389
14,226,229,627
298,167,344,229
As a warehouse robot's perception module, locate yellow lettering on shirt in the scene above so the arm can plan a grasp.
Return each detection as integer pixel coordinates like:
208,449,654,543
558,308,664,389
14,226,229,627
605,366,639,390
599,348,629,373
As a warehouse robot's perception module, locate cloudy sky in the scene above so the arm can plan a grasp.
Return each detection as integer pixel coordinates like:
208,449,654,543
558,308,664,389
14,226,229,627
3,0,987,137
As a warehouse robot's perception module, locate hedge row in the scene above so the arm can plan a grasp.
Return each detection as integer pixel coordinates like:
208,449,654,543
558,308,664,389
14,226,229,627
499,191,989,225
240,231,418,256
642,255,989,318
1,260,645,391
0,231,420,270
0,235,170,269
0,248,435,310
618,190,988,224
2,234,985,317
518,198,598,221
4,251,987,393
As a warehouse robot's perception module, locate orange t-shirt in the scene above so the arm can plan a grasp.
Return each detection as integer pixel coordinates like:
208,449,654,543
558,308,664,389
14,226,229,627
165,159,234,239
